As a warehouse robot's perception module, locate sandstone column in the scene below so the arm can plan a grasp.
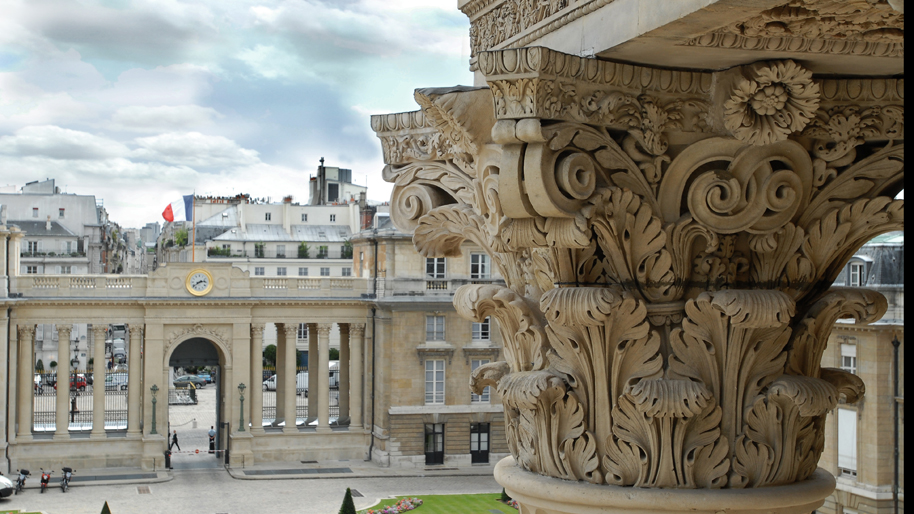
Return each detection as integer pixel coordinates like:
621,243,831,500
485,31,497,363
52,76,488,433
375,52,905,514
274,323,285,426
307,323,318,423
339,323,350,423
17,324,34,440
349,323,365,429
250,324,265,433
127,325,143,437
54,324,72,439
282,323,298,433
316,323,332,432
90,323,107,438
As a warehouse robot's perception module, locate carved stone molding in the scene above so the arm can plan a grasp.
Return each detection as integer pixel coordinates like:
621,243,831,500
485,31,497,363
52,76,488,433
685,0,904,58
462,345,501,365
416,345,457,365
166,323,230,358
376,46,903,495
251,323,265,340
349,323,366,337
316,323,333,337
128,325,143,340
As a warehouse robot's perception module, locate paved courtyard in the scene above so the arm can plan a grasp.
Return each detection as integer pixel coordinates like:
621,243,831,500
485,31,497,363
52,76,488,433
0,469,503,514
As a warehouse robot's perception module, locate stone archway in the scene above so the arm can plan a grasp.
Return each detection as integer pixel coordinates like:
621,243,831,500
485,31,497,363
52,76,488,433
165,335,227,468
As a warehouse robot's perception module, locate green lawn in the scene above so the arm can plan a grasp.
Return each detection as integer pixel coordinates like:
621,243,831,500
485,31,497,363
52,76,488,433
359,493,516,514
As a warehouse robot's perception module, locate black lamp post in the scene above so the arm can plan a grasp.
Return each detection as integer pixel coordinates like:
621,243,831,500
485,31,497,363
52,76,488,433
238,383,246,432
150,385,159,435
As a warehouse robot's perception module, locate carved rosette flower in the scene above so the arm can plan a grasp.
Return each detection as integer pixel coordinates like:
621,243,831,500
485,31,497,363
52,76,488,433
724,60,820,146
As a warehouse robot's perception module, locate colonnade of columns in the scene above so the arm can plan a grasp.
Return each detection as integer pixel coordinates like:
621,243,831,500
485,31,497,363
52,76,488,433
248,321,364,433
13,321,144,439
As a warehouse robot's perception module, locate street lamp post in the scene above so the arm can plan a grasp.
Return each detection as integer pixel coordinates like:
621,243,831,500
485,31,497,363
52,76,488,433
238,383,246,432
150,385,159,435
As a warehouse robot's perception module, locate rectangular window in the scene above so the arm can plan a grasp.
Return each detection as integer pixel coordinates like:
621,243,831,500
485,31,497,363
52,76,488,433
426,315,445,341
254,267,265,276
318,245,328,258
320,267,330,276
425,360,445,404
277,267,287,276
470,253,490,279
27,241,39,253
840,344,857,375
65,241,73,253
60,266,72,274
298,267,308,276
222,244,231,251
32,207,38,218
301,213,308,222
330,214,336,222
472,317,491,341
265,212,272,221
849,263,864,287
342,267,352,277
27,266,39,274
426,257,446,279
297,323,309,341
471,359,491,402
58,208,65,218
276,244,286,258
837,408,857,476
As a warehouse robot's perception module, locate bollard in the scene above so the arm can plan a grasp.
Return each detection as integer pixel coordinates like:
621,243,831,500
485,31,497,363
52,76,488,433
192,419,198,429
164,450,172,469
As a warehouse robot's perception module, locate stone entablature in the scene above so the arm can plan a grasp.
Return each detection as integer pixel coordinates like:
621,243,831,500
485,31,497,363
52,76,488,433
374,45,903,500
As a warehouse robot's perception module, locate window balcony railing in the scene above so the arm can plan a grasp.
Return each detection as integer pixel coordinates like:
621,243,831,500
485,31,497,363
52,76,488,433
21,251,86,258
206,249,348,259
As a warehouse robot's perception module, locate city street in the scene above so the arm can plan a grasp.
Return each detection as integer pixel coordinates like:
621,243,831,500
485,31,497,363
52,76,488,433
0,469,503,513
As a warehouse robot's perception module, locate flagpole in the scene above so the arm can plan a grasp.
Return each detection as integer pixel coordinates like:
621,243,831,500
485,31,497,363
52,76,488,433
191,193,196,263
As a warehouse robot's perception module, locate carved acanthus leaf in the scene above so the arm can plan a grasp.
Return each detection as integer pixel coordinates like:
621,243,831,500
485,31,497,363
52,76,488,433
470,360,510,395
819,367,866,404
627,378,712,418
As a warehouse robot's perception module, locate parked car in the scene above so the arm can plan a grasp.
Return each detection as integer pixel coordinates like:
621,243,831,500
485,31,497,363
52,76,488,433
104,373,129,390
0,470,14,498
173,375,206,388
55,374,87,391
79,373,92,386
261,372,308,396
198,373,213,384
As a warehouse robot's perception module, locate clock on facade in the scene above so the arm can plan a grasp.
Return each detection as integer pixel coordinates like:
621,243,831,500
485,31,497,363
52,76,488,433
185,269,214,296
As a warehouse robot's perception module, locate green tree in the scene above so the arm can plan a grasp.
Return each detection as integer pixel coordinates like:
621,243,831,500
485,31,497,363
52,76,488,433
298,242,310,258
36,359,45,372
175,228,189,246
50,360,58,369
341,240,353,259
255,242,265,258
329,348,340,361
338,487,357,514
501,488,512,502
263,344,277,366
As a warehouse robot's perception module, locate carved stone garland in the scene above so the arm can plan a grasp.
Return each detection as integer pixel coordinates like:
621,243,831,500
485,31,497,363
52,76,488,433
375,49,903,500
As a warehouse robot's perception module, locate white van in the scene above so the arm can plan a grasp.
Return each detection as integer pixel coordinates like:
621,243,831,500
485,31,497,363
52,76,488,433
262,372,309,397
105,373,129,390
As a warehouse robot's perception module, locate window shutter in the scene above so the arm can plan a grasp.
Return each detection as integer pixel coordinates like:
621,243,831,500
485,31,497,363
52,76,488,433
837,408,857,471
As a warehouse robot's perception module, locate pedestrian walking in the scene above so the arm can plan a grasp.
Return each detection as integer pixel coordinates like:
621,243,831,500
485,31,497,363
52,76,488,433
208,426,216,454
171,430,181,452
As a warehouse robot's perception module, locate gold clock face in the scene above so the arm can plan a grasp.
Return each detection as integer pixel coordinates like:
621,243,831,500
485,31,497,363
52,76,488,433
186,269,214,296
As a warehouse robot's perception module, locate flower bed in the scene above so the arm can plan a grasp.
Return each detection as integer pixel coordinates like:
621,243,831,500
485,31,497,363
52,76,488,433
365,497,423,514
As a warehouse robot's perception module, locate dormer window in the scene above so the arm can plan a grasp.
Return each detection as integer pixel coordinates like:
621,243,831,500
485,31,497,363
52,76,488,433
849,262,864,287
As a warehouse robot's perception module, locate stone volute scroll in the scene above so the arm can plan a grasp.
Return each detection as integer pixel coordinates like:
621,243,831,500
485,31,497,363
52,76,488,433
374,44,903,512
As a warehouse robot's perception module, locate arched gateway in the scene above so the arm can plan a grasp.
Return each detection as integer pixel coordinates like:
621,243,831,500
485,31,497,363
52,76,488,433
1,262,371,471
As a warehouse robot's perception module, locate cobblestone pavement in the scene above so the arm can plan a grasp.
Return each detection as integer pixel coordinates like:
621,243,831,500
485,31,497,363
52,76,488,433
0,470,503,514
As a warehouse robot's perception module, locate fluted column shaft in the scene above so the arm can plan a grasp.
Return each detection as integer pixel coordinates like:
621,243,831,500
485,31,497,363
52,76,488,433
55,325,72,439
339,324,350,422
250,324,265,433
282,323,298,433
127,325,143,436
316,323,332,431
307,324,318,422
17,325,34,439
349,324,365,429
90,324,107,437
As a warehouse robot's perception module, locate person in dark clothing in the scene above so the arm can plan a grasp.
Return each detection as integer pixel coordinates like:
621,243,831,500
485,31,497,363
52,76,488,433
208,426,216,453
171,430,181,451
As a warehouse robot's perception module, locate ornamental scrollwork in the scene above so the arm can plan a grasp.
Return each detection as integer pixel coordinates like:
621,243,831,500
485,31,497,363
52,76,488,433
374,47,903,491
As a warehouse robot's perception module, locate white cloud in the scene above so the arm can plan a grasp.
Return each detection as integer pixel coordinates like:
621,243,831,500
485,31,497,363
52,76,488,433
236,45,298,79
111,105,224,132
0,125,128,160
132,132,260,168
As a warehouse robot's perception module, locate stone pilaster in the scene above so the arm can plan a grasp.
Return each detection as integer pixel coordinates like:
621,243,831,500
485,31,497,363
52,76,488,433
55,324,73,439
90,324,107,438
127,325,143,437
274,323,286,426
250,324,265,433
316,323,332,432
307,323,318,423
17,324,34,440
349,323,365,429
375,47,904,514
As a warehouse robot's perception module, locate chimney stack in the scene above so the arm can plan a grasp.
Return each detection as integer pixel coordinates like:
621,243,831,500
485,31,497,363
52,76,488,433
46,215,51,231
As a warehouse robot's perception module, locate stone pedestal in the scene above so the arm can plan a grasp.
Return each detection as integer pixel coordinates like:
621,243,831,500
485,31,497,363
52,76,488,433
496,457,835,514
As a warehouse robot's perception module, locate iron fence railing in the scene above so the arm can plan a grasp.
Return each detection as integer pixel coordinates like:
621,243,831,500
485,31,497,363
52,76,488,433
33,370,128,432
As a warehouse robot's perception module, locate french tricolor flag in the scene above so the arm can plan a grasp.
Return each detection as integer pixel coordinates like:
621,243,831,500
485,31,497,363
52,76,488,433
162,195,194,222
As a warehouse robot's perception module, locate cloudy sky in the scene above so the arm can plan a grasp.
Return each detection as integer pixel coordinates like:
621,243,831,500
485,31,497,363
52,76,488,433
0,0,473,228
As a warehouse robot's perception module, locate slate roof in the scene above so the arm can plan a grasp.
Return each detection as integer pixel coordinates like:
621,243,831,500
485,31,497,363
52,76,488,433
10,220,78,237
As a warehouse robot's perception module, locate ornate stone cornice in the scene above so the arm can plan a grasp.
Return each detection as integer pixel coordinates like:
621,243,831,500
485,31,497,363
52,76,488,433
685,0,904,58
462,345,501,365
416,344,456,365
165,323,230,358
